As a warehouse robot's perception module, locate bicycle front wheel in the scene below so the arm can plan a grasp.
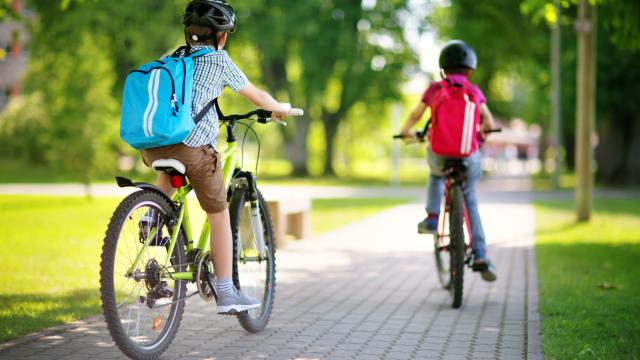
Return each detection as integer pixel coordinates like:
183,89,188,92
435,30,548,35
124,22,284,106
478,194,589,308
229,186,276,332
449,185,466,309
434,231,452,289
100,190,186,360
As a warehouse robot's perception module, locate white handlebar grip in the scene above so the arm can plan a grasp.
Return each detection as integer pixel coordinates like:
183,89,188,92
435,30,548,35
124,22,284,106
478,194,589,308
288,108,304,117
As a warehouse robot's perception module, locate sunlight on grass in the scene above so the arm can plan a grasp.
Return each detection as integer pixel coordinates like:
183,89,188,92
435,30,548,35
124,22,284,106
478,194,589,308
0,196,120,343
535,199,640,359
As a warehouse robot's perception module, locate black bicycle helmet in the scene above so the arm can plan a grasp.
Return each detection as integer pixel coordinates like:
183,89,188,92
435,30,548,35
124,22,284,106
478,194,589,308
183,0,236,33
438,40,477,70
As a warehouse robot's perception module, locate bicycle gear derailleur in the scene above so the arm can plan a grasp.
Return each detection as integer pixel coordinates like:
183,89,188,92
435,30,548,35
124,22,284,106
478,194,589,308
144,259,173,308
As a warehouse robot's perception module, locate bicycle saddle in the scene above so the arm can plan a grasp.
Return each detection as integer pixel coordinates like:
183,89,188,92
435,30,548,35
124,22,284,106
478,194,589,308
152,159,186,175
444,159,467,171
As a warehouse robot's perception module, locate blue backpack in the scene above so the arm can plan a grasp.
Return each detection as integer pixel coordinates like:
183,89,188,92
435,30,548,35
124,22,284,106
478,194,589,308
120,47,218,150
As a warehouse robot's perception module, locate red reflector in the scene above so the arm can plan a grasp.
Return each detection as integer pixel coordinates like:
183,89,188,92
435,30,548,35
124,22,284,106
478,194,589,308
170,175,183,188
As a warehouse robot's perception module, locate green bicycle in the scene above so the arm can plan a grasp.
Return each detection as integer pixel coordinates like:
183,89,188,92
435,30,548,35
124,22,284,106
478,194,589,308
99,106,303,360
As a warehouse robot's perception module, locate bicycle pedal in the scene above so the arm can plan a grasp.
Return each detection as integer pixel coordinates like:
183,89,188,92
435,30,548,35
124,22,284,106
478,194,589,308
472,262,487,272
218,310,239,316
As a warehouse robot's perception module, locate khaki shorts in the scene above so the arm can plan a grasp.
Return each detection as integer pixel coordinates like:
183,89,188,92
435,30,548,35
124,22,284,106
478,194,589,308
141,143,227,214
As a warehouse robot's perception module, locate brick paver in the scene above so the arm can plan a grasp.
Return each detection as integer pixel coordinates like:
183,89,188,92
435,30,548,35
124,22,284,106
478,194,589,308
0,184,542,359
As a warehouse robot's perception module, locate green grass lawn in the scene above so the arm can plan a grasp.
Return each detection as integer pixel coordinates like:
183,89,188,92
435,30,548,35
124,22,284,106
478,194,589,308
531,172,576,191
535,199,640,359
0,196,121,343
0,195,407,343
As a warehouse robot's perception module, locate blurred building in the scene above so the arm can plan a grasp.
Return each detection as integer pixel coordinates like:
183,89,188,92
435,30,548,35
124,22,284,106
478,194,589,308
483,119,542,175
0,0,29,112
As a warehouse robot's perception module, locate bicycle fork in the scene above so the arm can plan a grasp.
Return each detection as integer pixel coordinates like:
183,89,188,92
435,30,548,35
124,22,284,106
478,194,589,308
232,171,266,259
249,200,266,258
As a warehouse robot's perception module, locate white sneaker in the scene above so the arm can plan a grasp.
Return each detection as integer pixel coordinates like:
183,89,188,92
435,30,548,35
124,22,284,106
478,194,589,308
217,289,261,314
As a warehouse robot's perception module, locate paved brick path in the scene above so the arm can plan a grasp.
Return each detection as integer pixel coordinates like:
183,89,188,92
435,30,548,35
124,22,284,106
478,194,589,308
0,189,542,360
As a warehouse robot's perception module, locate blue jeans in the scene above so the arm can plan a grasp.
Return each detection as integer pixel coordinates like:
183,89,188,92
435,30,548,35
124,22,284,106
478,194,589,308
426,149,487,259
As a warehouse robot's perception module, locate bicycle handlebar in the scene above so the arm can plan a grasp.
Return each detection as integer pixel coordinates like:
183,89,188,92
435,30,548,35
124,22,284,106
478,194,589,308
393,131,426,142
483,128,502,134
392,128,502,141
220,106,304,124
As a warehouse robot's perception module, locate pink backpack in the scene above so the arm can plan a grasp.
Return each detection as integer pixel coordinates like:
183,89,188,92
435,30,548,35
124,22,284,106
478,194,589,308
429,79,481,158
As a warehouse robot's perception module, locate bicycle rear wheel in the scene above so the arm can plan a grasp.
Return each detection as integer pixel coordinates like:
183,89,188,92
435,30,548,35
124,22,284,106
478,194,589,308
229,186,276,332
449,185,466,308
100,190,186,360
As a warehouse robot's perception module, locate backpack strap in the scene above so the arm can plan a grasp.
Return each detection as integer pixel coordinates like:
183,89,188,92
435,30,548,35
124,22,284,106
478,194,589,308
170,46,190,58
194,98,224,124
187,48,213,58
170,46,213,59
430,81,449,126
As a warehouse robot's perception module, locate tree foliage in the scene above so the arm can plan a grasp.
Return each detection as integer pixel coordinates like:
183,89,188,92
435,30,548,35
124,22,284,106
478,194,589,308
0,0,185,184
431,0,551,124
433,0,640,183
0,0,17,21
234,0,419,175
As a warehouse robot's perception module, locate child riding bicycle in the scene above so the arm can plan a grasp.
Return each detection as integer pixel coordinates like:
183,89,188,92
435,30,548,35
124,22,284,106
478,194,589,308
399,40,497,282
140,0,292,313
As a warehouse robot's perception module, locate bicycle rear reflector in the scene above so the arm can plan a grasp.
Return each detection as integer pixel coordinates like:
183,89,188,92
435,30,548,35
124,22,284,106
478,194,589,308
170,175,184,188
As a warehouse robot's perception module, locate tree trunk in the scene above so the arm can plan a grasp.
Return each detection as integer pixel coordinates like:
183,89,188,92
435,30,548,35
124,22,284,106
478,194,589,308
321,112,340,176
285,115,311,176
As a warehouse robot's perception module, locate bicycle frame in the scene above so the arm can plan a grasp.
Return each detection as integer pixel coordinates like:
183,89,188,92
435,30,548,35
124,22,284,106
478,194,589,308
436,171,473,254
128,138,240,282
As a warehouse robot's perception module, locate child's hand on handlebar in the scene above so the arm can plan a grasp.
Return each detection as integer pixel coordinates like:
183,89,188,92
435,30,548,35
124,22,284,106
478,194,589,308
271,103,292,121
400,129,419,141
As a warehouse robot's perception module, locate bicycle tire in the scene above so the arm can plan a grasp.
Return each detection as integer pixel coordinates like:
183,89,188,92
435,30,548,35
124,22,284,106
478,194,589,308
229,186,276,333
449,185,466,308
100,190,186,360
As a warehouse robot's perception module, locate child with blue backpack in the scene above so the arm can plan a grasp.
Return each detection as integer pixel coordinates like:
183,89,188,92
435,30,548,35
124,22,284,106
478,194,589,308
123,0,292,313
399,40,497,282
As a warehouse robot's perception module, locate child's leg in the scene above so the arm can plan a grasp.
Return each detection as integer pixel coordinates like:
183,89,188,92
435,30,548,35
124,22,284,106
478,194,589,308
426,149,446,215
207,209,232,280
418,150,446,233
462,151,487,259
426,175,444,215
155,173,175,196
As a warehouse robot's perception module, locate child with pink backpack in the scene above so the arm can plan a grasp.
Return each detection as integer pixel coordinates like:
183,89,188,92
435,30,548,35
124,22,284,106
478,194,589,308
399,40,497,282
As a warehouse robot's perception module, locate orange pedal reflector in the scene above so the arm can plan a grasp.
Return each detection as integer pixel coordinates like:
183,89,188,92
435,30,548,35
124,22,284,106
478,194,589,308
152,316,162,331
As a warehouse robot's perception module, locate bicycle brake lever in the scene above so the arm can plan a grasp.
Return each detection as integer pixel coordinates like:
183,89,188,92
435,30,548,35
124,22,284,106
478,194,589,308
256,109,272,124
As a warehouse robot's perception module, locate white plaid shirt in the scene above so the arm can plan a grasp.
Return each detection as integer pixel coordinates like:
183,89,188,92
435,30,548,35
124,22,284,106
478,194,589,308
178,45,248,148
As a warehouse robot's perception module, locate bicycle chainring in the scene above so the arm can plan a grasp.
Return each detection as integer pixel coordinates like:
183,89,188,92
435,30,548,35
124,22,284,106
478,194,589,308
196,251,217,302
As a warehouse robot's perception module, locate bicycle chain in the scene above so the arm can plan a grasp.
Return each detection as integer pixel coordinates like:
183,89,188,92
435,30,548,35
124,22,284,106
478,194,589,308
150,290,199,309
150,290,237,316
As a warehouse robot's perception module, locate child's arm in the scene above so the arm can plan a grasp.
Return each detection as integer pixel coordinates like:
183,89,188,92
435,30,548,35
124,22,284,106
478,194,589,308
479,103,496,133
239,83,290,119
400,102,428,137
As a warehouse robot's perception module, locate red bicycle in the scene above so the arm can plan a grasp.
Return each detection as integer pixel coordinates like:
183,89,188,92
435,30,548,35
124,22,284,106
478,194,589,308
394,127,500,308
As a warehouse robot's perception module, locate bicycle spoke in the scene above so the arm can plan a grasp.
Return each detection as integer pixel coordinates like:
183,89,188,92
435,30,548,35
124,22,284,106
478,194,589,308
116,284,138,309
